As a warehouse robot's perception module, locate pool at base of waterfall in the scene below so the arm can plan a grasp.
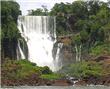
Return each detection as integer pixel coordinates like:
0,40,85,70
2,86,110,89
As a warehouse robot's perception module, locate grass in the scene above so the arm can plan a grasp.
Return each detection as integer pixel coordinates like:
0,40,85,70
40,73,63,80
61,60,104,78
1,59,53,80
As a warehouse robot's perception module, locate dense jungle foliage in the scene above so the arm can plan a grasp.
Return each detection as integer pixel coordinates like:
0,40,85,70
1,1,21,60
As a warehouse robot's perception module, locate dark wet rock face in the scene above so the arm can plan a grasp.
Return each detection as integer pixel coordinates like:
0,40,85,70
56,37,76,67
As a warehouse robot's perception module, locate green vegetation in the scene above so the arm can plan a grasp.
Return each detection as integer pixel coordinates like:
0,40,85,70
28,5,48,16
90,43,110,56
1,60,61,80
2,60,38,79
49,0,110,56
41,73,63,80
1,1,21,59
61,60,110,78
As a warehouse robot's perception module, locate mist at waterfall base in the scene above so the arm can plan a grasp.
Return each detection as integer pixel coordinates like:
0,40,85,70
17,16,62,71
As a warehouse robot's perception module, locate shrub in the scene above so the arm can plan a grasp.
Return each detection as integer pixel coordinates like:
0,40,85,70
40,73,63,80
40,66,52,74
61,61,103,78
1,59,54,80
1,60,40,80
90,43,110,56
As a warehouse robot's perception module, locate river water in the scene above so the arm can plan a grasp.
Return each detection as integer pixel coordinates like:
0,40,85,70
2,86,110,89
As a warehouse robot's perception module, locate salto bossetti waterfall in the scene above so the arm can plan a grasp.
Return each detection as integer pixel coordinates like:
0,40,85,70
17,16,61,71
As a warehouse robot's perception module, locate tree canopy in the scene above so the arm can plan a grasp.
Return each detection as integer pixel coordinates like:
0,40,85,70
1,1,21,59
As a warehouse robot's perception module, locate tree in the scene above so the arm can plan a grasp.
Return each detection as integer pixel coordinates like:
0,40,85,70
1,1,21,60
28,5,48,16
28,9,44,16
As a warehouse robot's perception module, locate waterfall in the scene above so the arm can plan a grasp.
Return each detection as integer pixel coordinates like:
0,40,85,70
75,44,82,62
17,16,61,71
54,43,63,71
17,40,25,60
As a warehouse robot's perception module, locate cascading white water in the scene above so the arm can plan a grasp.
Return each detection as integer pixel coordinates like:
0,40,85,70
17,16,59,71
54,43,63,71
17,40,25,59
75,44,82,61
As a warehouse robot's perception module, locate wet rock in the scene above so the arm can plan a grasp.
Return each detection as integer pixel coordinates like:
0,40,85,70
75,80,87,86
52,79,72,86
75,75,110,86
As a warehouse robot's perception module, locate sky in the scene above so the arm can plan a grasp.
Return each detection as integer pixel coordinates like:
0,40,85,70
16,0,108,15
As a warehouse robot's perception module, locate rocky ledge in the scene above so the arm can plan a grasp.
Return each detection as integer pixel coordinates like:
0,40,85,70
1,77,72,86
